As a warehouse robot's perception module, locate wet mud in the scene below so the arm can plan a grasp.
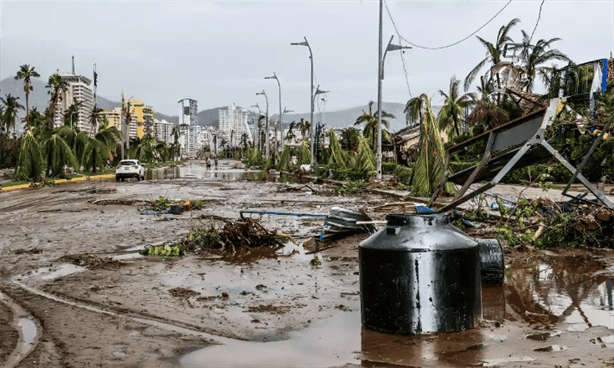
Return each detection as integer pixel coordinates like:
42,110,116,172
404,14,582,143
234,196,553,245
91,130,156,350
1,160,613,367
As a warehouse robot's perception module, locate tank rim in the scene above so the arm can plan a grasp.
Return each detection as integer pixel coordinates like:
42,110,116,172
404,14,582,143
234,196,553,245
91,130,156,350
386,212,451,226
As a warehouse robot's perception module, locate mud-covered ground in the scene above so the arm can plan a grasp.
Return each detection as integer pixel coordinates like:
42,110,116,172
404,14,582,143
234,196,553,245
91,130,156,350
1,160,613,367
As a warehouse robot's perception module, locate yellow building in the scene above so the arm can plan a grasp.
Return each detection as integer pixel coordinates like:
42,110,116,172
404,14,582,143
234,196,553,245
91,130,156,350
131,100,154,138
99,108,122,129
99,107,138,139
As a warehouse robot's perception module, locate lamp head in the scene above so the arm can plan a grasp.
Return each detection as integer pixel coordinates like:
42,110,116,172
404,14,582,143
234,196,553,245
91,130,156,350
291,41,308,46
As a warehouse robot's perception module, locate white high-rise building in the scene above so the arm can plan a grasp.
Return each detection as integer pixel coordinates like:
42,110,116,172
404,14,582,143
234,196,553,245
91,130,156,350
153,119,174,144
178,98,198,126
219,103,252,147
53,72,95,133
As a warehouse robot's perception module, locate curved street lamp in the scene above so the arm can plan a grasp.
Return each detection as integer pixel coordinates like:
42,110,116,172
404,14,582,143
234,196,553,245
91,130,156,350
291,37,315,167
256,91,269,159
265,72,283,155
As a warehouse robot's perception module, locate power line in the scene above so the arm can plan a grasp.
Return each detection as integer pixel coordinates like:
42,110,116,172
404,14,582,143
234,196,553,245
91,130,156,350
383,0,513,51
528,0,545,45
397,35,413,99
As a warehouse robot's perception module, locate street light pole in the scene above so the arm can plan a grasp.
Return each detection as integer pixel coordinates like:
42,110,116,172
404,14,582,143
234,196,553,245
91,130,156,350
377,32,412,179
291,37,314,168
251,104,261,151
265,72,283,156
256,91,269,159
312,85,328,164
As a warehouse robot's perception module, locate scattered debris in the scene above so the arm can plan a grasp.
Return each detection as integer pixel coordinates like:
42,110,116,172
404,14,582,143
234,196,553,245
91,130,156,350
169,287,200,300
141,243,186,257
320,207,376,241
11,248,43,255
185,218,284,255
58,254,124,270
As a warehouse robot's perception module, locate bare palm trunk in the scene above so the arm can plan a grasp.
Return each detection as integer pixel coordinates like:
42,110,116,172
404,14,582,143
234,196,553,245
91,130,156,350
92,150,97,173
453,115,460,136
25,92,30,131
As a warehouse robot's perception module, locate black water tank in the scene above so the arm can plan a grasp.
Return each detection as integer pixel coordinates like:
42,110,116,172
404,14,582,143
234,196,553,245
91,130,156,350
359,212,482,335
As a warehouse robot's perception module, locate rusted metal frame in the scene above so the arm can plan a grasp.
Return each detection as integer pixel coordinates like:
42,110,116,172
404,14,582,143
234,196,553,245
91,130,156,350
562,118,614,196
454,132,496,200
541,140,614,209
427,151,451,207
440,141,534,212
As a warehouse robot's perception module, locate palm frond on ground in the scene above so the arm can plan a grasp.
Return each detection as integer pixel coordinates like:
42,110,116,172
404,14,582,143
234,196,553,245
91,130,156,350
14,131,43,180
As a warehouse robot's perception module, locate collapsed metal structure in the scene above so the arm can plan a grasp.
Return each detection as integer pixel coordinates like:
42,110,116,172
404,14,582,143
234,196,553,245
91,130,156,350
428,98,614,211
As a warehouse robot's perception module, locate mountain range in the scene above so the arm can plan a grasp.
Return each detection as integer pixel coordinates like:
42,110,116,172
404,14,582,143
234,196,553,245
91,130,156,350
1,77,439,133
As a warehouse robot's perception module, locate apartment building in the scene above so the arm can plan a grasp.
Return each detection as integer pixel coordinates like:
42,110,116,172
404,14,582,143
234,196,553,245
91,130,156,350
153,119,174,144
219,103,252,146
53,72,95,134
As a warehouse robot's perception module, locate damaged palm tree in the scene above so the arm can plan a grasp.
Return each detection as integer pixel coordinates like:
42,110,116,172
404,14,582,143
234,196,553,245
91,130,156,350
14,131,43,181
405,94,455,198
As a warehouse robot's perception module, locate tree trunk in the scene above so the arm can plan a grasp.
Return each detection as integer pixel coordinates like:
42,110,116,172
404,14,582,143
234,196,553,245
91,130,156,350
92,149,97,173
25,91,30,131
453,115,460,136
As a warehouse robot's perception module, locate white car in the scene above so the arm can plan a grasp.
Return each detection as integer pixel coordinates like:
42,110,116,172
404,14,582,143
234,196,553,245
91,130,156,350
116,159,145,182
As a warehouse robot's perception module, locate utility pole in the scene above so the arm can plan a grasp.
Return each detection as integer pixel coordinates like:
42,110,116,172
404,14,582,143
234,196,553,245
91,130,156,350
291,37,314,168
377,0,384,180
376,7,411,179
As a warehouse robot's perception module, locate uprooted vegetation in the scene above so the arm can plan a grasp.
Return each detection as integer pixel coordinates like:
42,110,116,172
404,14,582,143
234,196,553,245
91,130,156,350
185,218,285,254
458,197,614,249
140,218,285,258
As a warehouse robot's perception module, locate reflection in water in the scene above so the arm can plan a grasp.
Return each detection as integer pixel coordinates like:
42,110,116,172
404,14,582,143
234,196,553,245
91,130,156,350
361,327,484,367
145,163,312,183
482,285,506,322
504,255,613,329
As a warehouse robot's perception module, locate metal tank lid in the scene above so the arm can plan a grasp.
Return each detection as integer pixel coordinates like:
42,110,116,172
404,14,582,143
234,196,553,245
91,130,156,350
359,212,478,252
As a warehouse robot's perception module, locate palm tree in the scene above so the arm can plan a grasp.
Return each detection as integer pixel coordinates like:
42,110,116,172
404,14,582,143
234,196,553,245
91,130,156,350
155,141,169,162
15,64,41,131
41,134,78,177
405,94,454,197
518,30,571,92
14,131,43,180
354,101,394,148
438,76,476,136
464,18,520,92
298,118,311,141
89,105,104,135
171,126,179,144
0,94,25,135
340,126,360,152
46,73,68,128
63,98,83,128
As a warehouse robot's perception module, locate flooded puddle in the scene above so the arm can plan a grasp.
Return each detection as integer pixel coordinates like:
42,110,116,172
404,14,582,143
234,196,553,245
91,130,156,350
12,263,85,282
179,253,614,367
146,163,311,183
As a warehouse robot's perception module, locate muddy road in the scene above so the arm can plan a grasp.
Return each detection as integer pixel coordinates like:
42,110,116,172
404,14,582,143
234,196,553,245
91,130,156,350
1,160,613,367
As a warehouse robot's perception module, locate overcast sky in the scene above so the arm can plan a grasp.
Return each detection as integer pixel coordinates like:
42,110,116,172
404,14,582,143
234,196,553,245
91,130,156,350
1,0,613,116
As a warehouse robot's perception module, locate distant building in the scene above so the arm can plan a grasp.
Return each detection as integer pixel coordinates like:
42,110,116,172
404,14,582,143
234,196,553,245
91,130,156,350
53,72,95,133
178,124,202,157
153,119,173,144
178,98,198,126
219,103,251,146
130,100,154,138
99,107,138,139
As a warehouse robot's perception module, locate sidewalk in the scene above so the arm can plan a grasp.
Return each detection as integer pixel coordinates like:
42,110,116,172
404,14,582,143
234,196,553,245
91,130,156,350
0,174,115,192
